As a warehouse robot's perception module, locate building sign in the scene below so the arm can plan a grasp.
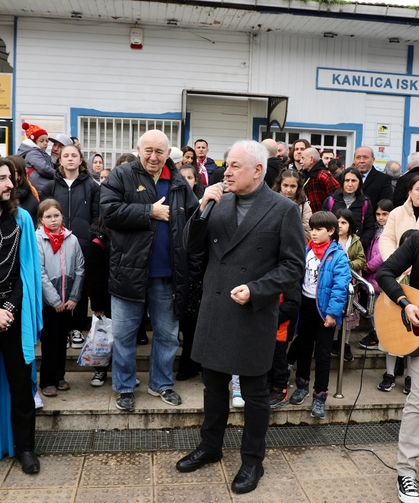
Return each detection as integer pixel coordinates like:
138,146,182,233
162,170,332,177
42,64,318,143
317,67,419,97
0,74,12,119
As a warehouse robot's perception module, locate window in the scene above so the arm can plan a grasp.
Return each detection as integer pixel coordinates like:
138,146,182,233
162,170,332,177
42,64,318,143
260,127,353,166
79,116,181,168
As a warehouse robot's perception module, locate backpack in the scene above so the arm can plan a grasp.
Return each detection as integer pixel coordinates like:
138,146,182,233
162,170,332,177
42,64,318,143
327,197,369,226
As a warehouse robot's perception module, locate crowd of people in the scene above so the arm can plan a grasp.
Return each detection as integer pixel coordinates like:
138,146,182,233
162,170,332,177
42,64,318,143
1,121,419,499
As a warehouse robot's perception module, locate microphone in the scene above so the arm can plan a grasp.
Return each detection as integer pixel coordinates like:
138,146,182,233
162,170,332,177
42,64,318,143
199,182,226,221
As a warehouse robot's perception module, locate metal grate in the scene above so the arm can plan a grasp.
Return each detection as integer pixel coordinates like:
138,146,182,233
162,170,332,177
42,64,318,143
35,422,400,455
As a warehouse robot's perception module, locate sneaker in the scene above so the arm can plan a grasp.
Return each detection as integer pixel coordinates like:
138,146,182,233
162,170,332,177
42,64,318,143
377,372,395,392
404,376,412,395
269,388,288,409
116,392,135,412
311,391,327,419
70,330,85,349
34,391,44,409
148,387,182,406
232,393,245,408
359,331,379,350
91,371,107,387
344,343,354,362
289,383,309,405
397,475,419,502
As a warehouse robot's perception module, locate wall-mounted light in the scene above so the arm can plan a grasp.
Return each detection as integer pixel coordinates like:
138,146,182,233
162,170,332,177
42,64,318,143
323,32,338,38
388,37,400,43
71,11,82,19
130,27,144,50
167,19,179,26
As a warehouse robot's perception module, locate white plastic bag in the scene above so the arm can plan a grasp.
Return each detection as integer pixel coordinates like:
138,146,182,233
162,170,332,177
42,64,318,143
78,315,113,367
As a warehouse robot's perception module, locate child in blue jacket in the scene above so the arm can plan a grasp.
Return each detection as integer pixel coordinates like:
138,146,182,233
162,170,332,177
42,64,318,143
289,211,351,419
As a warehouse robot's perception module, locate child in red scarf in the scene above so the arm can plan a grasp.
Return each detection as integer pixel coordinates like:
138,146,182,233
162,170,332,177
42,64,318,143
36,199,85,397
289,211,351,419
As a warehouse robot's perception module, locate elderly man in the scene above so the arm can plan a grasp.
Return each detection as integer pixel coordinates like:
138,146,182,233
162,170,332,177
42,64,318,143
261,138,284,188
394,152,419,207
353,146,392,211
300,147,339,212
100,129,198,411
176,140,305,494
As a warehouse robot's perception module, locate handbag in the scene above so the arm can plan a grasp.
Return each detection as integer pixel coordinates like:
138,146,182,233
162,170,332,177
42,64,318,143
78,315,113,367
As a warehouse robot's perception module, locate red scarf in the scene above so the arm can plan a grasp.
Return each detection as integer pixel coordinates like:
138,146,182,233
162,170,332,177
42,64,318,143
308,240,332,261
44,225,65,254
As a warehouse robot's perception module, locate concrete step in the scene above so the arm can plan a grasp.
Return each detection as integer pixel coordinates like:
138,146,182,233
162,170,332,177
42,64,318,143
35,367,405,431
35,329,388,372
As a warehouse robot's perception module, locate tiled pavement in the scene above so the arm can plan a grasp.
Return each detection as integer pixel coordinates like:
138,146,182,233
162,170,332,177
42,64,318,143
0,443,400,502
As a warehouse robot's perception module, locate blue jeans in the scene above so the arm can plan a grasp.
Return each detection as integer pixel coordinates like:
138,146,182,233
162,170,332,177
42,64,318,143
111,278,179,394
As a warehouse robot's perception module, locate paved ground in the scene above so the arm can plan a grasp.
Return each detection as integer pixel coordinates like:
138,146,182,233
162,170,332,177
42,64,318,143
0,442,399,502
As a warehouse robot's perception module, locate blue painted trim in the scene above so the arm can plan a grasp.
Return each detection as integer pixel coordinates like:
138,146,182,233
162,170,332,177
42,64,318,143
70,107,182,137
402,46,415,172
252,118,363,148
12,17,17,153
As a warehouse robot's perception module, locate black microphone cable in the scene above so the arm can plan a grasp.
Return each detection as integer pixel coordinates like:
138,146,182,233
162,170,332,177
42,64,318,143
341,342,397,472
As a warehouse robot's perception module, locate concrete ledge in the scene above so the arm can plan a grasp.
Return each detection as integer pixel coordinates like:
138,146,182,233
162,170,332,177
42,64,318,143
35,368,406,430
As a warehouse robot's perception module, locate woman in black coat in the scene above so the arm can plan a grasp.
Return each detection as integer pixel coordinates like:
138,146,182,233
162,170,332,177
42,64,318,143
323,167,375,252
43,145,100,343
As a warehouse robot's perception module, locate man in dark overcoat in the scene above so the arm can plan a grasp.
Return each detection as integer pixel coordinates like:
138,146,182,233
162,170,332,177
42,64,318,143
176,140,305,494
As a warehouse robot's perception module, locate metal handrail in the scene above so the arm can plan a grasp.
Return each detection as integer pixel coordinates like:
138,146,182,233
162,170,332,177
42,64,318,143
334,270,375,399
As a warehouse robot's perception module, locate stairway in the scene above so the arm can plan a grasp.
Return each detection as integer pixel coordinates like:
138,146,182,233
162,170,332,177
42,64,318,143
34,328,405,431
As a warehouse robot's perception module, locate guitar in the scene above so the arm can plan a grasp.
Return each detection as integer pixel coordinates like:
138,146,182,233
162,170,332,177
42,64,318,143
374,284,419,357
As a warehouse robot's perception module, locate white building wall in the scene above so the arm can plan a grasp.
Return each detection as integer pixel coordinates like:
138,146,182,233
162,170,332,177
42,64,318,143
250,32,367,125
15,17,250,135
362,42,406,163
12,16,419,163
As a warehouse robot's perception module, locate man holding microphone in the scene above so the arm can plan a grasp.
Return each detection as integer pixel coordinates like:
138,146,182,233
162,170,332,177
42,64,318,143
176,140,305,494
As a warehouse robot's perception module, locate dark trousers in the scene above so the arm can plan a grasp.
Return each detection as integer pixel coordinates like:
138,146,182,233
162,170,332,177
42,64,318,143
0,313,35,451
70,287,89,332
178,314,201,375
40,307,71,388
268,341,289,390
200,368,270,465
295,296,335,393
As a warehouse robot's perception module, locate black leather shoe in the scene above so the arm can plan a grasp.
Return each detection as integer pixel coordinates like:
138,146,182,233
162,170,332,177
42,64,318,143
231,463,264,494
16,450,40,475
176,447,222,473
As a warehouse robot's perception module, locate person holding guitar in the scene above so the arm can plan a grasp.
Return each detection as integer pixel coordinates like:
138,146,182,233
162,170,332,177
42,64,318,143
377,230,419,503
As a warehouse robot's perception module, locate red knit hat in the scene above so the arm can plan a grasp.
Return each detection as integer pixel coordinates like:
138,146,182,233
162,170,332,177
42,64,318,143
22,122,48,142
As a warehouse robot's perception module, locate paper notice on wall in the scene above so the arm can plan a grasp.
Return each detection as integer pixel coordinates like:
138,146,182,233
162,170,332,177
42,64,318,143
376,123,390,146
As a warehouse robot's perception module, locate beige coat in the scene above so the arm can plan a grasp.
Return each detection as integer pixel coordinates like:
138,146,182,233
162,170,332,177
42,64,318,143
379,199,419,260
300,200,312,244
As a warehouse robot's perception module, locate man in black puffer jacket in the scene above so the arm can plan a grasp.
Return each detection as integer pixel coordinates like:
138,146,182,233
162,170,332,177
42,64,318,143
100,129,198,412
